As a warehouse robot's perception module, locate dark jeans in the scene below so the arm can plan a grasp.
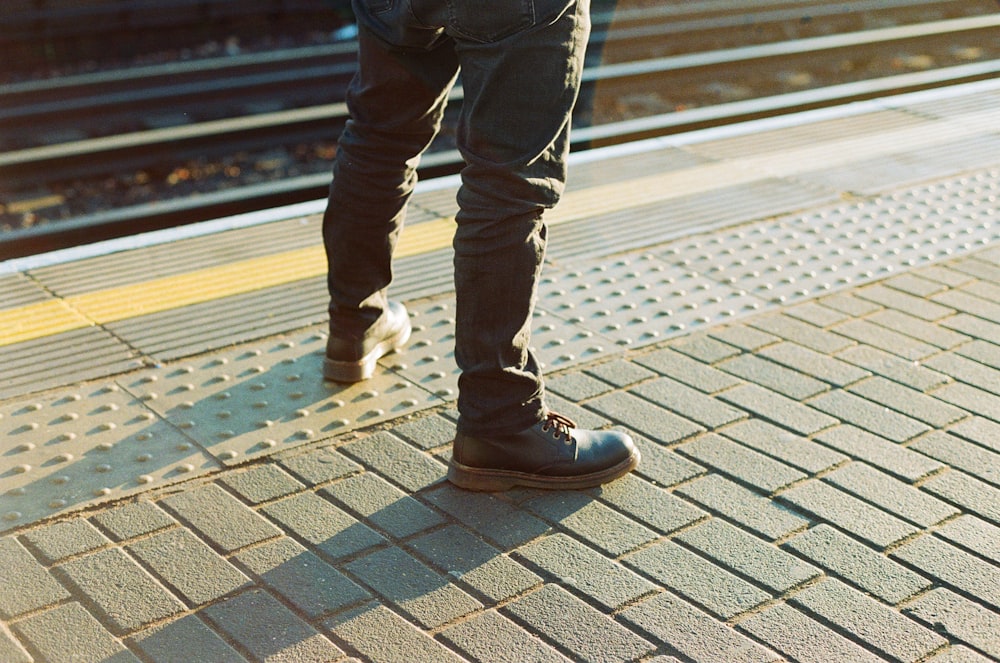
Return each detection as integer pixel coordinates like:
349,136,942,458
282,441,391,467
324,0,591,435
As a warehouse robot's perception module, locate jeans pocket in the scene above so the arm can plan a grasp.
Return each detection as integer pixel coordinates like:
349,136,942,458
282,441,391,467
446,0,535,42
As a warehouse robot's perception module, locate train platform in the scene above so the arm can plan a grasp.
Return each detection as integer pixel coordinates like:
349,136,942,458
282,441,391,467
1,79,999,662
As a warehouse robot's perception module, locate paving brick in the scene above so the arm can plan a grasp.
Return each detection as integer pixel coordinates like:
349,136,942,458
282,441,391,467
0,536,70,618
847,377,968,428
219,464,304,504
884,273,950,298
619,592,780,663
932,382,1000,424
932,289,1000,323
823,462,960,527
13,602,139,663
203,589,343,661
808,389,931,442
670,332,741,362
630,376,747,428
942,313,1000,345
129,615,247,663
634,347,743,393
857,283,956,321
407,525,540,604
440,610,572,663
925,645,996,663
676,519,820,594
0,624,31,663
326,603,464,663
277,445,363,485
815,424,943,482
630,434,706,487
547,371,615,401
709,324,781,351
818,292,884,317
392,412,457,450
920,470,1000,526
20,519,110,564
950,255,1000,282
522,491,658,557
778,480,919,549
784,300,853,327
161,483,281,553
677,433,807,493
676,474,809,541
914,265,976,288
502,584,654,663
721,419,847,475
830,319,938,360
748,313,856,354
934,514,1000,563
516,533,656,610
964,275,1000,301
261,491,384,562
782,524,930,605
624,538,771,619
586,391,704,444
422,485,550,551
235,537,370,618
760,341,871,387
127,528,250,606
737,602,884,663
585,358,658,387
868,309,970,349
593,472,706,534
56,547,184,634
955,340,1000,372
891,535,1000,611
718,384,838,436
835,344,949,391
321,472,445,538
341,430,447,492
345,546,482,628
717,353,828,399
908,431,1000,487
932,353,1000,399
902,588,1000,660
92,501,176,542
789,578,947,663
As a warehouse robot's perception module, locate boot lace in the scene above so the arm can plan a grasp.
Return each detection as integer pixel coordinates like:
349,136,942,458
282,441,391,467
541,412,576,445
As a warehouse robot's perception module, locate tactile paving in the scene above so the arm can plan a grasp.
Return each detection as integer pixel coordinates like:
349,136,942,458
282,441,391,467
122,328,443,465
0,385,217,532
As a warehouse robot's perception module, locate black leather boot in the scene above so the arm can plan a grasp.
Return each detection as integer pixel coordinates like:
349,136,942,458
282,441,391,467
448,412,640,491
324,301,411,382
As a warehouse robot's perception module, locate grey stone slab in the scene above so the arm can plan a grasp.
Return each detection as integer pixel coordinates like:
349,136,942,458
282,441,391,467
808,390,930,443
748,313,856,354
760,341,871,387
835,344,950,392
219,464,304,504
341,430,447,493
326,604,464,663
815,425,943,482
676,474,809,541
127,529,250,606
522,491,658,557
261,491,384,562
203,589,343,662
20,519,110,564
634,347,743,393
921,470,1000,526
891,535,1000,611
502,584,655,663
619,592,780,663
908,431,1000,487
422,485,551,551
440,610,572,663
677,433,807,494
586,390,704,444
857,283,956,321
717,383,838,436
321,472,445,538
407,525,541,604
789,578,947,663
630,376,747,428
783,524,931,605
847,377,968,428
738,602,885,663
778,480,919,549
935,514,1000,564
276,445,363,486
624,539,772,619
717,353,828,400
594,472,706,534
516,533,656,611
721,419,847,475
161,483,281,553
235,538,370,619
345,546,482,629
56,547,185,634
13,602,139,663
0,536,70,618
91,501,176,542
902,588,1000,660
129,615,248,663
831,319,938,360
823,462,960,528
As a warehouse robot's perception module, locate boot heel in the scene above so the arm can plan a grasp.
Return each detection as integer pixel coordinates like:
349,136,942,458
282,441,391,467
447,462,517,492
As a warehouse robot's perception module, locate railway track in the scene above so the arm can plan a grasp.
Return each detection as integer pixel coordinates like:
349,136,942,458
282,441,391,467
1,0,998,259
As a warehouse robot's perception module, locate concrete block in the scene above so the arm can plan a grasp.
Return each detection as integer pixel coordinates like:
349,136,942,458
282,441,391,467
815,425,942,482
830,319,937,361
594,473,706,534
718,384,837,436
13,602,139,663
392,413,457,451
219,464,304,504
891,535,1000,611
835,344,949,392
0,536,70,618
823,462,960,527
902,588,1000,660
748,313,855,354
92,501,176,542
722,419,846,475
161,483,280,553
717,353,827,399
847,377,967,428
422,485,550,551
129,614,247,663
440,610,571,663
677,433,806,494
585,358,658,387
321,472,445,538
676,474,809,541
522,491,658,557
631,376,747,428
261,491,383,562
277,445,362,486
586,390,704,445
635,347,743,393
760,341,871,388
908,431,1000,487
808,389,931,442
920,470,1000,526
20,519,109,564
326,604,464,663
738,602,884,663
341,431,447,492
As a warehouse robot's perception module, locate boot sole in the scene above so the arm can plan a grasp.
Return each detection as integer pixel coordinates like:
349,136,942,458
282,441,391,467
323,322,411,383
447,448,641,492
